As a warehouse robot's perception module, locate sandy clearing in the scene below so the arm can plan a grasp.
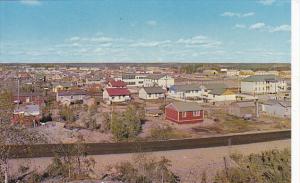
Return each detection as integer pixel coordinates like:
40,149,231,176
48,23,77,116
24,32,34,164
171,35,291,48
8,139,290,182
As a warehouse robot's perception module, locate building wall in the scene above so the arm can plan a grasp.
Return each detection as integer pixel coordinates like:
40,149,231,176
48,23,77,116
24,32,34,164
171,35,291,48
139,89,164,100
178,110,204,123
241,81,287,94
207,94,236,102
56,94,85,103
165,106,179,122
261,104,291,118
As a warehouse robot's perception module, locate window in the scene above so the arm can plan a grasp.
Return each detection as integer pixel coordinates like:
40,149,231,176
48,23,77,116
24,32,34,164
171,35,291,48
193,111,201,116
182,112,187,118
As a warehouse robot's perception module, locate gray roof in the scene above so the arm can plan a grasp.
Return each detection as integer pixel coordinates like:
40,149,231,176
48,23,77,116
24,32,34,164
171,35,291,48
203,83,228,95
262,100,291,107
170,84,203,92
143,87,165,94
242,75,280,82
168,101,203,112
231,101,255,108
57,90,87,96
146,74,166,80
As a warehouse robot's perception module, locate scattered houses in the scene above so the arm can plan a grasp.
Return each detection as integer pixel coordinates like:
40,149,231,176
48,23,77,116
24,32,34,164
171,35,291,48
56,90,87,105
103,88,131,104
144,74,174,88
241,75,287,95
261,100,291,118
139,86,165,100
165,101,204,124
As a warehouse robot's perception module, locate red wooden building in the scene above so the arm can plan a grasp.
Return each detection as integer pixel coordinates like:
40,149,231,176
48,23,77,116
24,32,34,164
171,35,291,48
165,101,204,124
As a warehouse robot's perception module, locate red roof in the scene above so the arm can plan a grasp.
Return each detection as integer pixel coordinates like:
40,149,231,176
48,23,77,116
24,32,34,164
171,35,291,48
108,80,127,87
106,88,130,96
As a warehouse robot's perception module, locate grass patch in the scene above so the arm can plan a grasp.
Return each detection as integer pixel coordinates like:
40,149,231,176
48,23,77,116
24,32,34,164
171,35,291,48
147,125,190,140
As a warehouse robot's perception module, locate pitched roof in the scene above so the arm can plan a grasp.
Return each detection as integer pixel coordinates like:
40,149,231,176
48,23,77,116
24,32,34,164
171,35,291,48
170,84,203,92
108,80,127,87
57,90,87,96
203,83,228,95
231,101,255,108
143,87,165,94
146,74,166,80
105,88,130,96
242,75,280,82
262,100,291,107
167,101,203,112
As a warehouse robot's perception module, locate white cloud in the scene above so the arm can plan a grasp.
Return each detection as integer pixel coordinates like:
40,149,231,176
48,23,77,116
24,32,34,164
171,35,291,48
234,24,246,29
269,24,291,32
146,20,157,26
130,40,171,47
248,22,291,32
176,35,222,48
20,0,41,6
249,22,266,30
257,0,276,5
221,12,255,18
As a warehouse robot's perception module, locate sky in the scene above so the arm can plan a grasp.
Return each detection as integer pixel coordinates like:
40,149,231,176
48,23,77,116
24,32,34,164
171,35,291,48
0,0,291,63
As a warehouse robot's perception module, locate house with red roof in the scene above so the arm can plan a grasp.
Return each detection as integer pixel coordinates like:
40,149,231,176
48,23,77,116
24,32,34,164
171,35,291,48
103,88,131,104
107,79,127,88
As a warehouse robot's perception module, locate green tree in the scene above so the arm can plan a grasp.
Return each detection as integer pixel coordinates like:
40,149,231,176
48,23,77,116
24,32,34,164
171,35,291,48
214,148,291,183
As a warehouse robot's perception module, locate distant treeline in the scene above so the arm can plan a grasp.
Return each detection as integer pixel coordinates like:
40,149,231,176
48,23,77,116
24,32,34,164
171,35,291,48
179,63,291,74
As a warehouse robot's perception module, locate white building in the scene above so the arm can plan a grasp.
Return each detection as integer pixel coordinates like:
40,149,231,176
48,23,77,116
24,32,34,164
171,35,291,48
241,75,287,95
144,75,174,88
121,74,147,87
56,90,87,105
168,84,204,100
103,88,131,104
261,100,291,118
139,87,165,100
204,84,237,102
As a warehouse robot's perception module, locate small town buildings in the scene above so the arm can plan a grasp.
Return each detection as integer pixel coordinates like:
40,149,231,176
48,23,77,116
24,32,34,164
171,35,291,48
103,88,131,104
202,70,219,76
121,74,147,87
139,86,165,100
226,70,240,77
228,101,257,118
261,100,291,118
165,101,204,124
52,82,73,93
241,75,287,95
204,84,237,102
239,70,255,78
56,90,87,105
144,74,175,88
107,79,127,88
168,84,204,100
13,92,45,105
12,104,41,127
